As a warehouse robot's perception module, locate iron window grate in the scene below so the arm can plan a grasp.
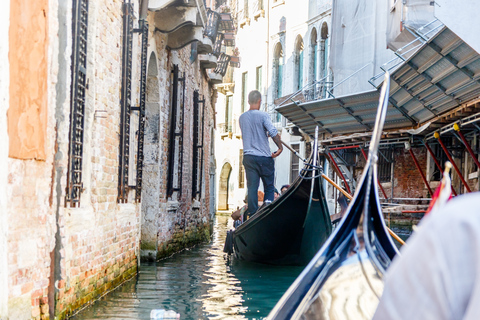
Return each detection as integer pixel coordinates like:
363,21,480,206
118,2,134,203
66,0,89,207
167,65,186,198
135,21,149,202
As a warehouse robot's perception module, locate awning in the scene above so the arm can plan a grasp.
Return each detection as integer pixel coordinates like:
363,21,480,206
277,26,480,137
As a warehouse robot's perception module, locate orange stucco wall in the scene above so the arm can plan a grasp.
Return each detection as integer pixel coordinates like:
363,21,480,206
8,0,49,160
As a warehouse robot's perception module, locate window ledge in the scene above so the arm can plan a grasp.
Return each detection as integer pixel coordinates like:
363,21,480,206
167,200,179,211
272,0,285,8
220,132,233,140
253,9,265,20
192,199,201,209
239,18,250,28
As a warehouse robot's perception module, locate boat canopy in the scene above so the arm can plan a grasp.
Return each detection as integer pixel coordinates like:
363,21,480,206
277,26,480,138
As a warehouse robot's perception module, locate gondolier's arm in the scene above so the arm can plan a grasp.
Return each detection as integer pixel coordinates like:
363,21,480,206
271,134,283,158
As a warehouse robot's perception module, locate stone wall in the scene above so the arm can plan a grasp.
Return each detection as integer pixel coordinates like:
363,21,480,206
140,18,215,261
0,1,10,318
1,0,216,319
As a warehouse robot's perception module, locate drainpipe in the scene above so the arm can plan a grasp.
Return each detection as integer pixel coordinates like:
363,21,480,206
434,132,471,193
139,0,149,22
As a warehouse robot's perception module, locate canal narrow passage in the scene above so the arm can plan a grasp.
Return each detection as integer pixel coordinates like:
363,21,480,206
72,213,304,320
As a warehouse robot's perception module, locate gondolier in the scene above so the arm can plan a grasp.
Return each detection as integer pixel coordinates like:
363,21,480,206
239,90,283,216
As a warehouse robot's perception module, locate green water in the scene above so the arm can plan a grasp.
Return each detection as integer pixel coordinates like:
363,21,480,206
71,214,304,320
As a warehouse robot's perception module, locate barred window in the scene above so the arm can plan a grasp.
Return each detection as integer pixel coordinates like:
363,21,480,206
192,91,205,198
167,65,186,198
118,2,134,203
378,147,393,183
66,0,89,207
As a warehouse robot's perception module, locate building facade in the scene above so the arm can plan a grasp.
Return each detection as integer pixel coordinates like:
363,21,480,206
276,0,480,212
214,0,333,210
218,0,480,216
0,0,233,318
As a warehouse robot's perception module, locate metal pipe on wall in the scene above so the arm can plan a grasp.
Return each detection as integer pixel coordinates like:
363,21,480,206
139,0,148,21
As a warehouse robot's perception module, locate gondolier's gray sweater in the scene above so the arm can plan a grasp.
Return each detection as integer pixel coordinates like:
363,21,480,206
239,110,278,158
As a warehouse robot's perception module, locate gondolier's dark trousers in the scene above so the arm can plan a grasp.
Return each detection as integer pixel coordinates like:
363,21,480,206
243,155,275,216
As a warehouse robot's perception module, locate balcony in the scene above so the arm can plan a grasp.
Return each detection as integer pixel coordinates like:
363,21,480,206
151,0,207,50
198,9,221,54
212,33,224,56
199,54,217,69
238,9,250,28
219,12,235,32
229,55,240,68
208,53,231,84
218,119,241,139
223,31,235,47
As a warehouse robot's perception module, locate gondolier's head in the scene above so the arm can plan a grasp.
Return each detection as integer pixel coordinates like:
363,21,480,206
248,90,262,110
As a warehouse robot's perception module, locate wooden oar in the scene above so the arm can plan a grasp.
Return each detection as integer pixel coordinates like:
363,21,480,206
281,140,406,246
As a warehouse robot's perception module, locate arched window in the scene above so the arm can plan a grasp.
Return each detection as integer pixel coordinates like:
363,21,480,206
320,22,329,97
294,35,304,91
309,28,318,86
320,22,329,78
273,42,284,99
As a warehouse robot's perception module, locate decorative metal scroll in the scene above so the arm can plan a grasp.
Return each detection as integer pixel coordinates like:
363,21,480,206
66,0,89,207
118,2,134,203
204,9,221,43
192,91,205,198
167,65,186,198
213,32,224,57
135,20,149,202
214,53,231,77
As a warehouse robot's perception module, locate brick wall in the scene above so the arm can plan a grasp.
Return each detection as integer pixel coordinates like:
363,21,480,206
142,26,215,261
2,1,217,318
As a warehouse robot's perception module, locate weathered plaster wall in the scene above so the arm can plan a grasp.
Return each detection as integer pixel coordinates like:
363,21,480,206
53,0,141,318
139,23,215,260
0,1,10,317
3,0,217,318
6,0,58,319
8,0,49,160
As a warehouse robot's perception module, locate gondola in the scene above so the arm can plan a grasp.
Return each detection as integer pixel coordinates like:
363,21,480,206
223,129,332,266
267,73,400,319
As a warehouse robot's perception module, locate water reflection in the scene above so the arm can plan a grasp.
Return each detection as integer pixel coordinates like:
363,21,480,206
72,214,303,320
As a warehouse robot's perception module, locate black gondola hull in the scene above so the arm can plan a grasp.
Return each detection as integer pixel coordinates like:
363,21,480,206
232,173,332,266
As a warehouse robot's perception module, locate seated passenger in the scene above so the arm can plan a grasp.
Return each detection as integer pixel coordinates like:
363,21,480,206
373,193,480,320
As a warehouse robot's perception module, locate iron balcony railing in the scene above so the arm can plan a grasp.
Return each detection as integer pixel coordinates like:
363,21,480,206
204,9,221,43
275,74,333,108
214,53,231,77
213,32,224,56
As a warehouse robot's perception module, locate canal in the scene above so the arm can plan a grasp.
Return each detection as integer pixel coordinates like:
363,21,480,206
72,213,304,320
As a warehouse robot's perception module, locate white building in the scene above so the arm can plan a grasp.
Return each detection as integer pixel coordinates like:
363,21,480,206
215,0,333,211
